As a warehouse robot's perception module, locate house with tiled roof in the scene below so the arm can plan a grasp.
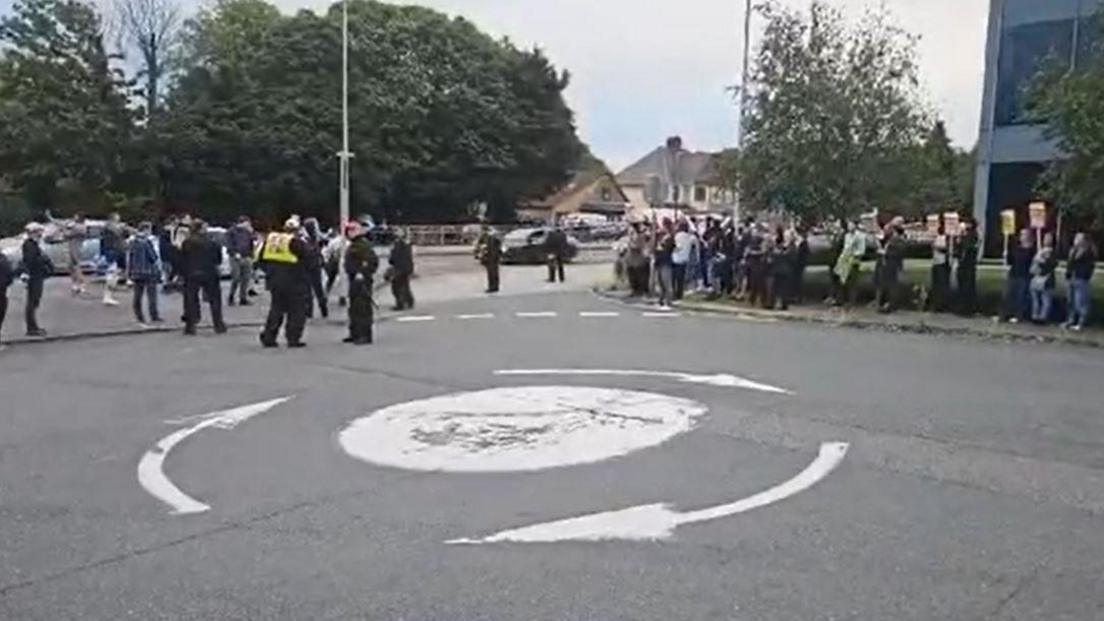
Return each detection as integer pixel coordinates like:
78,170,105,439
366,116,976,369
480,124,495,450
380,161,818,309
616,137,736,218
519,169,630,224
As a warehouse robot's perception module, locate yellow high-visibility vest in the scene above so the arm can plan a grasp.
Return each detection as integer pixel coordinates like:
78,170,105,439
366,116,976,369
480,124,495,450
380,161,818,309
261,232,298,264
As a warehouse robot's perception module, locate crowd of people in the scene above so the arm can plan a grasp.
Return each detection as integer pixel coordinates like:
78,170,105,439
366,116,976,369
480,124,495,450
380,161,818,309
0,212,421,347
619,216,811,312
614,212,1098,330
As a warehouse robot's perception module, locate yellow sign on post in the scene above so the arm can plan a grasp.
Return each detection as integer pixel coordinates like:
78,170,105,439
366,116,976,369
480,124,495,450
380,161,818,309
1029,202,1047,229
1001,209,1016,237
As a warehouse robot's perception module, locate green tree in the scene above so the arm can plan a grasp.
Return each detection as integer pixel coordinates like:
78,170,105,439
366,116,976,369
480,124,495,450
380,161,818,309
161,0,582,226
1029,11,1104,226
734,0,930,225
0,0,135,214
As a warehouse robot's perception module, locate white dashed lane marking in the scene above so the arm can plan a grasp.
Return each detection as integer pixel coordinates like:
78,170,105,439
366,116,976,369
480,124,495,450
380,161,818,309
516,312,558,318
396,315,437,323
456,313,495,320
579,311,620,318
642,311,681,318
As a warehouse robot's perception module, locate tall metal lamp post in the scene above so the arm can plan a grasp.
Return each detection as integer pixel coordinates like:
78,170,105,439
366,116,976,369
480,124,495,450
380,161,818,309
733,0,753,223
337,0,354,230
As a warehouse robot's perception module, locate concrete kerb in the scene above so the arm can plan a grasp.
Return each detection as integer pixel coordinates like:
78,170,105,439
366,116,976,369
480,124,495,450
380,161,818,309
591,287,1104,350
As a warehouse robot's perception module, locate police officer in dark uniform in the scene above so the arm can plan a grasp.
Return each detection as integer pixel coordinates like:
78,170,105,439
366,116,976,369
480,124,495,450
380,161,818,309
180,219,227,336
475,225,501,293
388,228,415,311
258,218,310,348
545,223,569,283
343,222,378,345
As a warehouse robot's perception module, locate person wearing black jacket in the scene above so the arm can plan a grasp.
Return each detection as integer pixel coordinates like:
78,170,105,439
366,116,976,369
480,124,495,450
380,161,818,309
0,245,14,344
388,229,415,311
258,219,311,348
1064,232,1097,331
22,223,52,337
344,222,379,345
1002,229,1035,323
302,218,328,320
955,220,980,315
545,224,570,283
475,226,502,293
180,220,227,336
876,225,907,313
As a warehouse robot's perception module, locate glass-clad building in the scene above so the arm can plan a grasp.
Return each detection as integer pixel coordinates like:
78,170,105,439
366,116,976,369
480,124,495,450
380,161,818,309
974,0,1099,254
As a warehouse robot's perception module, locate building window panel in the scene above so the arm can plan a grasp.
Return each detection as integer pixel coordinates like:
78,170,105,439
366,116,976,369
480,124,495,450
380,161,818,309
995,19,1074,126
694,186,707,203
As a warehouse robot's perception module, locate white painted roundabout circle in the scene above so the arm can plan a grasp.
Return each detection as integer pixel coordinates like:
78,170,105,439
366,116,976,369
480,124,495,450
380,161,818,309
338,386,707,473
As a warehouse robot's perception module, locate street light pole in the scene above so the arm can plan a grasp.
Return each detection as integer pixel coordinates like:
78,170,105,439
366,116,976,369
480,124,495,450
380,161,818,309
736,0,752,149
337,0,353,230
734,0,753,222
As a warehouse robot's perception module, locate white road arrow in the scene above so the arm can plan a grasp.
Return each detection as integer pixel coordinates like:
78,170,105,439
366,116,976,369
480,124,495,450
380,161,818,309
494,369,792,395
138,397,292,515
447,442,848,544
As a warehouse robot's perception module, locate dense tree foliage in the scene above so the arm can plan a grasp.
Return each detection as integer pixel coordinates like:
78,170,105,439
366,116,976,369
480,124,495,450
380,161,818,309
729,1,971,226
1029,11,1104,227
0,0,582,230
0,0,136,215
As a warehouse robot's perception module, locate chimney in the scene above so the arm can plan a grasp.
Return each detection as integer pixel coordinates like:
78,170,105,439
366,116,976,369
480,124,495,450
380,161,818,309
665,136,683,152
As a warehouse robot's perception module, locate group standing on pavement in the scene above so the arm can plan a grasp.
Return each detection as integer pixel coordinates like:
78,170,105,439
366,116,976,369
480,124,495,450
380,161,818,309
0,212,427,349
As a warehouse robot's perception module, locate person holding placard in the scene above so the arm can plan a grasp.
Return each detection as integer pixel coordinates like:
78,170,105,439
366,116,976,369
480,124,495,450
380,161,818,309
930,222,951,313
1002,229,1035,323
955,218,979,315
1029,233,1058,325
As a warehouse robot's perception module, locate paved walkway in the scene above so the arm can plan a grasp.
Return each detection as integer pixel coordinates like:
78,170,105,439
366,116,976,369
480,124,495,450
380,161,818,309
1,261,614,346
596,289,1104,348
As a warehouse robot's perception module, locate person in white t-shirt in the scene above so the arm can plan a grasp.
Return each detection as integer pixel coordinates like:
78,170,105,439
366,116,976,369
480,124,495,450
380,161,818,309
672,220,695,300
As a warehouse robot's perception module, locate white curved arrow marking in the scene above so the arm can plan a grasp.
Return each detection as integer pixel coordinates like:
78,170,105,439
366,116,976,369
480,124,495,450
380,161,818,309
447,442,848,544
138,397,292,515
494,369,792,395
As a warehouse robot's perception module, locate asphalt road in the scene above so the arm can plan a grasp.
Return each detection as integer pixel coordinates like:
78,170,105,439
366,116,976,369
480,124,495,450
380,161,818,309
1,284,1104,620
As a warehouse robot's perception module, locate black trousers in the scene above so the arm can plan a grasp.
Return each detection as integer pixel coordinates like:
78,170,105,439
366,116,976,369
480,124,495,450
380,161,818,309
348,279,374,343
956,267,977,315
25,277,43,332
306,267,327,318
0,292,8,339
930,264,951,312
183,278,225,331
262,285,307,345
391,272,414,310
485,263,500,292
877,273,900,312
547,256,565,283
672,263,686,300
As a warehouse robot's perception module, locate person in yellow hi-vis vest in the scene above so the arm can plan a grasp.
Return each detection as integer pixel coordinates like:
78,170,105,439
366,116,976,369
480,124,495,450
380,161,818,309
256,218,310,348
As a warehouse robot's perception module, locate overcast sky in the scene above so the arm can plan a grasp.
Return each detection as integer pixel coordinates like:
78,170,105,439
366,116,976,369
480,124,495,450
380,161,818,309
1,0,991,171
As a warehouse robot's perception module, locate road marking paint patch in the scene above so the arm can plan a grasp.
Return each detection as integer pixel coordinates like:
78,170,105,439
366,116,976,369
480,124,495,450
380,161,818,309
138,397,292,515
396,315,436,323
338,386,706,473
495,369,792,395
447,442,848,544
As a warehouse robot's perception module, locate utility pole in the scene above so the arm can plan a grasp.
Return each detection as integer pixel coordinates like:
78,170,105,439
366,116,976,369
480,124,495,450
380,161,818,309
337,0,354,230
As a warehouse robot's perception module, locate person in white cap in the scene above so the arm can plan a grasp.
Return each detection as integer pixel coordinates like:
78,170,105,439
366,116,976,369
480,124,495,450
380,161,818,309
22,223,53,337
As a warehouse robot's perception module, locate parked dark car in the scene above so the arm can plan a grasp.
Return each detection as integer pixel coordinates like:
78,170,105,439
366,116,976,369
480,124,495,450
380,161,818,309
501,228,581,265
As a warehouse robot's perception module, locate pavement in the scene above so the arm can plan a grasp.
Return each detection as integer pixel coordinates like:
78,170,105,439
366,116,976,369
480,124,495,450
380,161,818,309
2,259,1104,620
594,287,1104,349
